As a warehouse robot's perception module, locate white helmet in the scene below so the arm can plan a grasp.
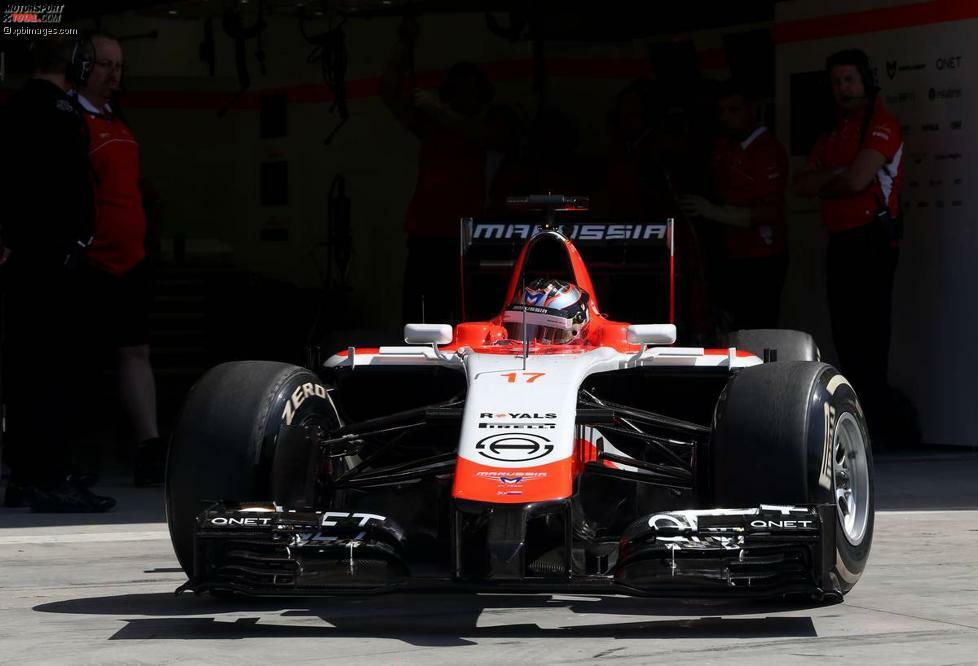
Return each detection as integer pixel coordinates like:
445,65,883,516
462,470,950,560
503,278,590,344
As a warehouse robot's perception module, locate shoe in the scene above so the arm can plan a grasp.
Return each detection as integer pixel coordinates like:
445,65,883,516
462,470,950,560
28,481,116,513
4,470,98,507
3,481,27,508
66,472,99,489
134,437,165,487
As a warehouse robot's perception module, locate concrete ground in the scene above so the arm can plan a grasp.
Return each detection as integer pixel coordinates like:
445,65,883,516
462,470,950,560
1,452,977,665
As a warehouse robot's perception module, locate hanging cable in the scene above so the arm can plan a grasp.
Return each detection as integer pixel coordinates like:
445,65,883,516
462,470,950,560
218,0,268,118
298,6,349,145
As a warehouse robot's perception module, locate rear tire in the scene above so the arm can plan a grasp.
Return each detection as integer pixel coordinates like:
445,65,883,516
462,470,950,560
726,329,819,362
710,362,874,594
164,361,339,576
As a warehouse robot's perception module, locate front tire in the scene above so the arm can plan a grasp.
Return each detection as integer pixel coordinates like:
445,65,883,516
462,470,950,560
710,361,875,595
164,361,339,576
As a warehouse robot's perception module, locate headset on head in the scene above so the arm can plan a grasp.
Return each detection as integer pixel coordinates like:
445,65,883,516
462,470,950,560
66,35,95,86
826,49,881,143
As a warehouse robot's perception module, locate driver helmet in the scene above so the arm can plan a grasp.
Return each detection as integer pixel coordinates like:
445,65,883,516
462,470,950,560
503,278,590,344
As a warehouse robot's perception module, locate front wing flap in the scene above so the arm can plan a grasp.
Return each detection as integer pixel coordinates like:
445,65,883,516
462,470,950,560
182,503,411,595
616,505,837,596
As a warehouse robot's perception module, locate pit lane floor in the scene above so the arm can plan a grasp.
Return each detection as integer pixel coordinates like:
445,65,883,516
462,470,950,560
1,452,977,665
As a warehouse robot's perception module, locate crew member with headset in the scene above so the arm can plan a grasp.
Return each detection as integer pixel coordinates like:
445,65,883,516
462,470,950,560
794,49,904,440
73,31,163,487
0,37,116,512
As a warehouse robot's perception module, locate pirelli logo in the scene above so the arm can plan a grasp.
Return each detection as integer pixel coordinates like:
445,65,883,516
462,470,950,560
478,423,557,429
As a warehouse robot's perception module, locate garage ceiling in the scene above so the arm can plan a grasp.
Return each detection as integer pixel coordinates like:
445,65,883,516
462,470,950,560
66,0,775,40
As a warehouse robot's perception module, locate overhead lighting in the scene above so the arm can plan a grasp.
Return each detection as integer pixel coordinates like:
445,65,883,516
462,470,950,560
168,8,178,14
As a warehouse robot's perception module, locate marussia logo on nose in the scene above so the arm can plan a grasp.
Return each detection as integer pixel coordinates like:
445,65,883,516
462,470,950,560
481,412,557,419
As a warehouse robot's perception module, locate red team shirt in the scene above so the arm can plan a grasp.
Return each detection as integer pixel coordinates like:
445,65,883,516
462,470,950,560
405,125,486,238
808,97,904,234
76,95,147,276
710,126,788,258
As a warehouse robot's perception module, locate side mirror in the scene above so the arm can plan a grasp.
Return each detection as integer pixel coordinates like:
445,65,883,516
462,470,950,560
404,323,453,345
626,324,677,346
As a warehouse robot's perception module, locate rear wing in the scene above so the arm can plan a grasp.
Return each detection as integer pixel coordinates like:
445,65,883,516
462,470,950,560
461,220,671,247
460,217,675,324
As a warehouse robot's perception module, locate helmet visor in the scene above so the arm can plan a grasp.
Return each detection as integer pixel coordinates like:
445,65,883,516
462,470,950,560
502,308,577,344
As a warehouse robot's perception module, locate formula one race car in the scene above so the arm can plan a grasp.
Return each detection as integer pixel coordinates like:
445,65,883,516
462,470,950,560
165,199,874,602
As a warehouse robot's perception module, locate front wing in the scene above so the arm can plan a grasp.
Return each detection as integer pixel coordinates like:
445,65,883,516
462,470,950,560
178,502,839,600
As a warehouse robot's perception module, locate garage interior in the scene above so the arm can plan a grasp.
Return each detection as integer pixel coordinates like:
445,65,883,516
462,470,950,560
3,0,974,457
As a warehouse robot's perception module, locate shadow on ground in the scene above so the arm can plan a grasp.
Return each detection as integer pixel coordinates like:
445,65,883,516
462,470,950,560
874,451,978,510
34,592,820,646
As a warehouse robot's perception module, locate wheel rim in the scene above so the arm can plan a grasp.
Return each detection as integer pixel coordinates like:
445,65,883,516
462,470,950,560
834,412,871,545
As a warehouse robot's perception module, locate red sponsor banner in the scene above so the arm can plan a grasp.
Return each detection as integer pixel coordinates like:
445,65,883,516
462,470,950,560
775,0,978,44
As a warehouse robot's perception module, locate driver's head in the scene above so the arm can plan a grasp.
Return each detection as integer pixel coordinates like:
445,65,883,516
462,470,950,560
503,278,590,345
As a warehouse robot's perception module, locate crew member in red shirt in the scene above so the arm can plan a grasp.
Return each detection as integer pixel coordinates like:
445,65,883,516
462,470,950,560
680,81,788,330
795,49,903,437
75,31,162,485
380,17,493,325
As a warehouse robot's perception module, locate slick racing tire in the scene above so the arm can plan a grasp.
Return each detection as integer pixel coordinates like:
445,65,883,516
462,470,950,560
726,329,819,362
165,361,340,576
710,362,874,595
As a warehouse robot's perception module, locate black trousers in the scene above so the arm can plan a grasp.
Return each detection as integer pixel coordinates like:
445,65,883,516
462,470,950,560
2,265,86,486
718,253,788,331
826,223,898,434
402,236,461,326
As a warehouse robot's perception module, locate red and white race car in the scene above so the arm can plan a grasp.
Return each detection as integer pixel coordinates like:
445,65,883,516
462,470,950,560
165,198,873,601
